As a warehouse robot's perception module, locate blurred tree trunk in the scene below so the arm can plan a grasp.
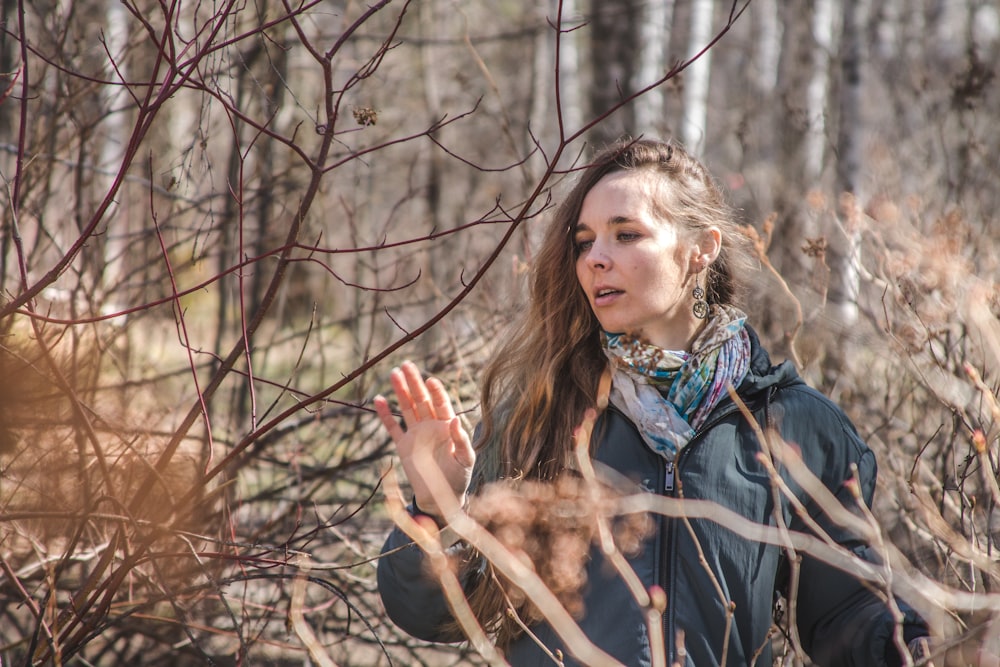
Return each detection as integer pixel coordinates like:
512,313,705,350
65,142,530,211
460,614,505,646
804,0,837,182
802,0,841,374
65,0,127,321
588,0,640,145
633,0,674,137
931,0,970,61
530,2,554,145
559,0,584,135
744,0,781,217
0,0,19,294
0,0,17,138
680,0,715,156
755,3,812,353
243,7,292,425
754,0,781,94
774,1,809,188
98,0,130,316
210,0,292,427
418,0,446,357
531,0,584,144
248,36,289,334
831,0,865,328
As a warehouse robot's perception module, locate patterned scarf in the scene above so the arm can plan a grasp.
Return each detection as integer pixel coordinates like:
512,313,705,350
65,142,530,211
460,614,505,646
602,305,752,461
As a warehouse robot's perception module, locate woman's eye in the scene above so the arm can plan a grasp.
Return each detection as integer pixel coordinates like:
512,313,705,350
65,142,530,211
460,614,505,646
575,239,593,251
617,232,640,242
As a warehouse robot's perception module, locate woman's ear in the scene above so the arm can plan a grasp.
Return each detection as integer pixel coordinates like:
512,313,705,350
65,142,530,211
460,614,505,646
693,227,722,270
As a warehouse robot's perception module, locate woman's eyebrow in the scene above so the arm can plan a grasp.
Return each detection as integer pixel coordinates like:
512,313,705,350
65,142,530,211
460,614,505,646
573,216,635,232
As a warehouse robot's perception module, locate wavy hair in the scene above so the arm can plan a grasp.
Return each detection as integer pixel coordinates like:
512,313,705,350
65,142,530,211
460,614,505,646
462,138,757,648
475,138,755,484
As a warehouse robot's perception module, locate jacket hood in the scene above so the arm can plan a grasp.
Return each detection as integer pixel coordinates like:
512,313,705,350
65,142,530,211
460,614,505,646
737,324,804,398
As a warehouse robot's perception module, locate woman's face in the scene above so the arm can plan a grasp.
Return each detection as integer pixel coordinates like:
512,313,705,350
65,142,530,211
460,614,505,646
573,170,711,351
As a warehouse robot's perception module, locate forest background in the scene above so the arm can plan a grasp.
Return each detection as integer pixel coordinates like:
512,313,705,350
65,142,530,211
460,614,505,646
1,0,999,665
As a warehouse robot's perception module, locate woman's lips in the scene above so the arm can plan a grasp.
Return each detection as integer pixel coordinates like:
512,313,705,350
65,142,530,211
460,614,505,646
594,288,623,306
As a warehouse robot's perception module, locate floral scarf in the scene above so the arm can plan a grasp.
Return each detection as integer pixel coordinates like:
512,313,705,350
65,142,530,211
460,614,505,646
602,305,752,461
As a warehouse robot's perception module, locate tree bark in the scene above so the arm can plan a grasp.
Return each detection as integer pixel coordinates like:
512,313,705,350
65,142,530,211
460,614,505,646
831,0,866,327
560,0,585,136
588,0,640,145
680,0,715,156
804,0,838,182
633,0,674,136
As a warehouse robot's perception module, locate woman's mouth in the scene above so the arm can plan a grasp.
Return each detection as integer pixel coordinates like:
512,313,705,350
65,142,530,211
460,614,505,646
594,288,623,305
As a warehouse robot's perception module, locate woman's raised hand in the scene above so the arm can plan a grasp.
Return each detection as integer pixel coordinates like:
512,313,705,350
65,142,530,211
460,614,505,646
373,361,475,520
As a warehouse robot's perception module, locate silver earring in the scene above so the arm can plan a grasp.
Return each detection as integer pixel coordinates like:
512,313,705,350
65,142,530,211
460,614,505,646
692,274,708,319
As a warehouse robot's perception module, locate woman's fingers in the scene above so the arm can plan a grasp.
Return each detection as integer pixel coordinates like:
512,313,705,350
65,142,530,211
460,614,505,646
377,362,471,463
400,361,436,420
374,362,474,511
426,376,455,420
373,394,404,441
377,362,454,435
388,366,417,425
386,363,433,425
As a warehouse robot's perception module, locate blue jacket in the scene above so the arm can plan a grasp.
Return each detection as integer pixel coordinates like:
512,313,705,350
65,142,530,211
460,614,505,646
377,330,925,665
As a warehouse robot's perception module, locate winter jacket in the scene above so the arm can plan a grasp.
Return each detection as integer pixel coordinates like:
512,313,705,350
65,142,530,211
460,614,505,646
377,328,926,666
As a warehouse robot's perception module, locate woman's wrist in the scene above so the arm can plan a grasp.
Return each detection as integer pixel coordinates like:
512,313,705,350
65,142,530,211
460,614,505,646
409,495,469,549
410,495,446,527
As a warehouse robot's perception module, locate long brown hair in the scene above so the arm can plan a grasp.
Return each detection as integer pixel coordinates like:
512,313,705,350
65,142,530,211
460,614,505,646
462,139,756,649
475,138,755,484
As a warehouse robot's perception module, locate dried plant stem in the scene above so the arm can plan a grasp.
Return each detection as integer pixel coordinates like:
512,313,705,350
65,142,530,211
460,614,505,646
964,364,1000,429
744,225,804,368
382,470,507,667
726,385,814,664
572,410,665,667
289,555,338,667
774,445,1000,605
0,556,53,649
964,364,1000,511
907,485,1000,582
410,447,626,667
498,589,567,667
673,489,736,664
750,626,782,666
843,467,916,666
434,531,624,666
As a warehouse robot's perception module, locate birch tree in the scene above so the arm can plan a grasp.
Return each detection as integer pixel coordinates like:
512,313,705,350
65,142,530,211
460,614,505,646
830,0,865,327
633,0,675,135
558,0,585,135
680,0,715,156
532,0,584,144
3,2,999,664
803,0,837,182
753,0,781,93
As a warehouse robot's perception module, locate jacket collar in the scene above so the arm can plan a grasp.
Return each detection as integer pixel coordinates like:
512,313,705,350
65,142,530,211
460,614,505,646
734,324,803,400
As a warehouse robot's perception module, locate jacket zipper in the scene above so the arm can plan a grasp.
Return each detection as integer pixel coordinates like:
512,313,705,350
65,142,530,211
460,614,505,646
660,404,748,665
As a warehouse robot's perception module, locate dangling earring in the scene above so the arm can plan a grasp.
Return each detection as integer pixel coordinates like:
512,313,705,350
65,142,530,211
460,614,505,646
692,273,709,319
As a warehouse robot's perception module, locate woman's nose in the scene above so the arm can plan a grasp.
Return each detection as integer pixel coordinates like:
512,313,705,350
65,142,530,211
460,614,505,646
586,244,611,270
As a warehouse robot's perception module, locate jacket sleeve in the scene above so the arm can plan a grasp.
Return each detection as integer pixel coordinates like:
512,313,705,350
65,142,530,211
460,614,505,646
780,389,927,666
378,422,495,642
376,507,484,643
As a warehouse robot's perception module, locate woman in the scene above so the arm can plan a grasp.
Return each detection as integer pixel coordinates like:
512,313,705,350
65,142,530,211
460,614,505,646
374,139,929,666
